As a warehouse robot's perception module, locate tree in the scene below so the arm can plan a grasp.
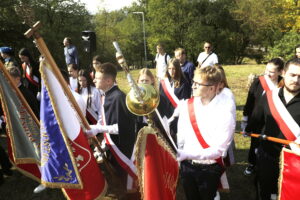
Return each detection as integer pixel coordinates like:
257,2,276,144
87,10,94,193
266,31,300,61
146,0,249,64
0,0,93,69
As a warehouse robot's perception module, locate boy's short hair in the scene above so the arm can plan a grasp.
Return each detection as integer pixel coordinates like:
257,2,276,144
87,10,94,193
96,62,117,80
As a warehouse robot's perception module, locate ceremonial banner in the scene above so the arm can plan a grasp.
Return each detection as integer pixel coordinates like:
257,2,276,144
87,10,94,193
135,126,179,200
40,62,106,200
0,64,41,181
278,148,300,200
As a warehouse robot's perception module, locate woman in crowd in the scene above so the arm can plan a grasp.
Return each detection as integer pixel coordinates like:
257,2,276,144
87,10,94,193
19,48,40,98
159,58,191,142
136,68,170,130
90,55,101,80
67,63,79,91
77,69,102,125
241,58,284,176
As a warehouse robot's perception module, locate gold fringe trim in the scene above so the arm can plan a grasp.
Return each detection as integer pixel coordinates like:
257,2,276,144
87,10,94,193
277,147,299,199
9,160,41,183
134,125,178,199
40,62,83,189
0,72,40,166
62,180,108,200
41,180,81,189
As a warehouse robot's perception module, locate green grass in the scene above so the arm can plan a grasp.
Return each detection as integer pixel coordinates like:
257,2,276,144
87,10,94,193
0,64,265,200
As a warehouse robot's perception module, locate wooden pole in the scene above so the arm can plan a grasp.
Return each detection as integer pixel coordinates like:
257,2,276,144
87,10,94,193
0,61,39,126
238,132,291,146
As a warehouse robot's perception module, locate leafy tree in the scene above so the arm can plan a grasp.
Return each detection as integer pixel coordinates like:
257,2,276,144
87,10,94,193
0,0,93,69
266,31,300,61
145,0,249,64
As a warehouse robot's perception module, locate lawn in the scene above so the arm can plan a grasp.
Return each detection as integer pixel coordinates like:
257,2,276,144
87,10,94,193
0,64,265,200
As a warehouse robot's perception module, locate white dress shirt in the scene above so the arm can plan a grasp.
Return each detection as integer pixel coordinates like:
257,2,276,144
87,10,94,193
176,95,235,163
69,77,78,91
79,86,102,123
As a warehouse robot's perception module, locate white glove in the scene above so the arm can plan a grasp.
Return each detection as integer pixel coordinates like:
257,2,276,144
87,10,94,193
177,149,190,162
36,92,41,101
85,125,104,137
241,116,248,132
289,142,300,155
85,124,119,138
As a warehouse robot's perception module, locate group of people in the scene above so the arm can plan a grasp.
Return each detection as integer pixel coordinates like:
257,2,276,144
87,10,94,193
241,45,300,200
0,39,300,200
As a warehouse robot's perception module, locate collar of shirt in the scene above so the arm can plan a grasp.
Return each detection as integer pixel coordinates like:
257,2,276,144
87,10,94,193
279,87,300,106
103,84,118,96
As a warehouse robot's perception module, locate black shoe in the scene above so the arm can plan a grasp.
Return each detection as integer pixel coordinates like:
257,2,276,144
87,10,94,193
244,165,255,176
2,168,13,177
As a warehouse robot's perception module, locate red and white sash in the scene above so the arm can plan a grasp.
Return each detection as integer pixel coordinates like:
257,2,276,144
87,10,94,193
161,78,179,108
266,88,300,141
100,96,137,179
259,75,275,93
86,107,98,125
187,97,229,190
22,63,39,87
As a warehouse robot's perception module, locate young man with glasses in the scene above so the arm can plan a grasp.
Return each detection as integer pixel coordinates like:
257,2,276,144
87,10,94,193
171,66,235,200
197,42,218,68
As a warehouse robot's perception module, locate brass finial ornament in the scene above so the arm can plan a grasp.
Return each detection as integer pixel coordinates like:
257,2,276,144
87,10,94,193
126,83,159,116
113,42,159,116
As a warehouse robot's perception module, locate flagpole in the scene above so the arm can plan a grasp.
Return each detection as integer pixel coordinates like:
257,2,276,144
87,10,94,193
238,132,291,145
0,61,39,125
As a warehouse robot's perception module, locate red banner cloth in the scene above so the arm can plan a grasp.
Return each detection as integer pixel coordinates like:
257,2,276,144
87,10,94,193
279,148,300,200
143,133,179,200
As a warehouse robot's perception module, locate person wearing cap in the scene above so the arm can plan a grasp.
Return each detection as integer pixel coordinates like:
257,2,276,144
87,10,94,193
0,47,19,69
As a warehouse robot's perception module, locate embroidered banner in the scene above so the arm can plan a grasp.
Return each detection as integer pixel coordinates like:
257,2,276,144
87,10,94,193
40,62,107,199
135,126,179,200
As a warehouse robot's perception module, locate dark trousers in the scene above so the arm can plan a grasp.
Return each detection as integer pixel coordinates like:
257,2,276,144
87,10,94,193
0,146,11,172
180,161,222,200
248,137,259,165
256,147,279,200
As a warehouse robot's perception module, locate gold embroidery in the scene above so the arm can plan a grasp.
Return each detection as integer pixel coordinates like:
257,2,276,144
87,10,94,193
164,172,177,199
41,121,51,166
53,163,73,181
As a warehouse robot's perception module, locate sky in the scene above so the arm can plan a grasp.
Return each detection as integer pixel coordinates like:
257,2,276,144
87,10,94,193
80,0,138,14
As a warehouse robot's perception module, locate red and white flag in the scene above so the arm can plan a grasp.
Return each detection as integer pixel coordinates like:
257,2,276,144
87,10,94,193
40,62,107,200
